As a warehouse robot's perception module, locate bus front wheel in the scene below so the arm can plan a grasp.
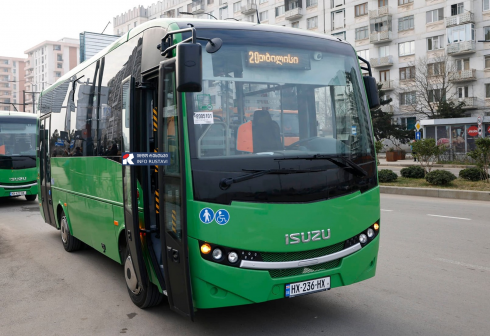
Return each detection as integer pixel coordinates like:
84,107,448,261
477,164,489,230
60,211,82,252
124,246,164,309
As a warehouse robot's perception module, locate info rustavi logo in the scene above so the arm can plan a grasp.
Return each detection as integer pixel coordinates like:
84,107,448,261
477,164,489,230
122,153,134,165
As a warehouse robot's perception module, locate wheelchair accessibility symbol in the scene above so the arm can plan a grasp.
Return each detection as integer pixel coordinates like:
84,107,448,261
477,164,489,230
214,209,230,225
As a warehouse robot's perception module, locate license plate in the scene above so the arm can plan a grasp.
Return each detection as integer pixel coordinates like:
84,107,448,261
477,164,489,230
10,191,27,196
285,276,330,298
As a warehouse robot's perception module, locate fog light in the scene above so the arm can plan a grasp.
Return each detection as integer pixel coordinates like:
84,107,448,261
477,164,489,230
200,243,212,254
374,223,379,231
367,228,374,238
212,248,223,260
228,252,238,263
359,234,368,244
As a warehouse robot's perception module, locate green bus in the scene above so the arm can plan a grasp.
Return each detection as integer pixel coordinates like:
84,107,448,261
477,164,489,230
37,19,381,319
0,111,38,201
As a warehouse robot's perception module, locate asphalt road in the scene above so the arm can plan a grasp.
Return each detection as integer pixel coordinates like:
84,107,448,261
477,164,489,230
379,165,463,177
1,195,489,336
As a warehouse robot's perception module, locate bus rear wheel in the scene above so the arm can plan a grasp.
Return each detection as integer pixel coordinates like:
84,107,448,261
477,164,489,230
60,212,82,252
25,195,37,201
124,246,164,309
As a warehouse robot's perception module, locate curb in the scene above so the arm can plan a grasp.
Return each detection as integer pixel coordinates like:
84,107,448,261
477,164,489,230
379,163,475,169
380,186,490,201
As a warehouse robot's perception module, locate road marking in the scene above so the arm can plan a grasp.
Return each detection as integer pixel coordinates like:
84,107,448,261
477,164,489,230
427,214,471,220
381,209,393,212
434,258,490,272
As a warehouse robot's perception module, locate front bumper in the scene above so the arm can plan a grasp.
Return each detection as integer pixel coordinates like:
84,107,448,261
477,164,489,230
189,234,380,309
0,182,38,198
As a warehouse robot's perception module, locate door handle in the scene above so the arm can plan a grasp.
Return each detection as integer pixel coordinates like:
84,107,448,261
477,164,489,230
167,247,180,263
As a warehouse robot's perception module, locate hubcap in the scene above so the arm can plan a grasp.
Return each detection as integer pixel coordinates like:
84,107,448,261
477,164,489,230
61,216,68,244
125,255,141,294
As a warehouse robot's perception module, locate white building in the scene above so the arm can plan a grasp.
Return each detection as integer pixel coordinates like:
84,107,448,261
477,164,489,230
113,0,490,128
24,38,80,113
0,56,26,112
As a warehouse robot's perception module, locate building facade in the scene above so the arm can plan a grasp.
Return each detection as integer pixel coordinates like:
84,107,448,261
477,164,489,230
0,56,26,112
113,0,490,126
24,38,80,113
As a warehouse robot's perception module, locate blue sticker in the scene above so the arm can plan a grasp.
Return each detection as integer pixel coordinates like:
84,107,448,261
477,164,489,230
285,284,291,297
351,125,357,136
215,209,230,225
199,208,214,224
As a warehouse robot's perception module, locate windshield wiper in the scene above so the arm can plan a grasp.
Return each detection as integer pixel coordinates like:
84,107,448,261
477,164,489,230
275,155,368,177
219,168,324,190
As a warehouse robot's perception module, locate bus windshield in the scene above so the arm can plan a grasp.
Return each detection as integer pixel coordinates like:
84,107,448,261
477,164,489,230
188,30,374,161
0,118,36,157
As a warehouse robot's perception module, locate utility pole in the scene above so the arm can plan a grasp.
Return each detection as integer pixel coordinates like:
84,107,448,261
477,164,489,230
23,90,26,112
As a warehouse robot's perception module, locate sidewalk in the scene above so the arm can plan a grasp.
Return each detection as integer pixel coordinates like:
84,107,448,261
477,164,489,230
378,157,475,169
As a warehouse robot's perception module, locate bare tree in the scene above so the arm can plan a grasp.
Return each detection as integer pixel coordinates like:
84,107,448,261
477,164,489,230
396,55,465,119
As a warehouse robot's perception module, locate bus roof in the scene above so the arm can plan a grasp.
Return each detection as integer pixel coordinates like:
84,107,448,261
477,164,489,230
41,18,349,97
0,111,37,119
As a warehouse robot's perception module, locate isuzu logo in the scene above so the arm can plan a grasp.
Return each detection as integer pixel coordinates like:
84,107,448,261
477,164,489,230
9,177,26,182
285,230,331,245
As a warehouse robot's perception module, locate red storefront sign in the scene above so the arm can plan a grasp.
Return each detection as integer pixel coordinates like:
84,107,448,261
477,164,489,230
467,126,478,137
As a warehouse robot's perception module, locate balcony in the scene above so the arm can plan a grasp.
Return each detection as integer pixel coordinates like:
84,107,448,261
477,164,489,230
445,12,474,27
370,55,393,68
241,3,257,15
369,6,390,19
452,97,478,109
449,69,476,82
381,105,394,113
447,41,476,55
379,80,394,90
26,72,34,78
191,1,205,14
285,7,304,20
370,30,392,44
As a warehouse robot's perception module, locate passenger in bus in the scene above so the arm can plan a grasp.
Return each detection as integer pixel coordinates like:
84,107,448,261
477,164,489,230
73,147,82,156
106,143,118,156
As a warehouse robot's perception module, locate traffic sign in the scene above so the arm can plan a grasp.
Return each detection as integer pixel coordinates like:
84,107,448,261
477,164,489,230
415,131,421,140
477,116,483,126
415,121,421,131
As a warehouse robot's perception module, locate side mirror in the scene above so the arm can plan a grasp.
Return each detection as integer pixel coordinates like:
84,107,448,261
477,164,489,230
363,76,380,110
176,43,202,92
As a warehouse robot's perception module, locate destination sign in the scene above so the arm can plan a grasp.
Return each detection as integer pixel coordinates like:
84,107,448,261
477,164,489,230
246,51,311,70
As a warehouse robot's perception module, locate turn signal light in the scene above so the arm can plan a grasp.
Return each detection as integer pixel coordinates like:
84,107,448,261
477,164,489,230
200,243,212,254
374,223,379,231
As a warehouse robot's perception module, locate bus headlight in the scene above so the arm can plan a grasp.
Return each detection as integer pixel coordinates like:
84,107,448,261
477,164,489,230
228,252,238,263
359,234,368,244
367,228,374,238
212,248,223,260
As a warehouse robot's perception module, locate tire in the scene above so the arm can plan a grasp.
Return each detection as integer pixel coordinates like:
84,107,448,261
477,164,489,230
124,245,164,309
25,195,37,201
60,211,82,252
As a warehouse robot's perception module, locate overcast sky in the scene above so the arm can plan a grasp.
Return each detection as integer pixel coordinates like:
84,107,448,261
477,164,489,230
1,0,154,58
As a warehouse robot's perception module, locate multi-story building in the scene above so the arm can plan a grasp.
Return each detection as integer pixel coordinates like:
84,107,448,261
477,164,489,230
24,38,80,113
0,56,26,112
113,0,490,126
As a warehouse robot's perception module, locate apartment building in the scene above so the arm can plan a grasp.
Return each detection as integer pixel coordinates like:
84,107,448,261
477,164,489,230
24,38,80,113
0,56,26,112
113,0,490,126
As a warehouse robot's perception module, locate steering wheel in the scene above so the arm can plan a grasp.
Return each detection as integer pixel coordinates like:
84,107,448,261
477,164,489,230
284,137,321,150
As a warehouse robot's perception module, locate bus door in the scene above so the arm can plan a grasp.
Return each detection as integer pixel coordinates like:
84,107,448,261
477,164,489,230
157,59,194,319
121,76,149,297
39,115,56,227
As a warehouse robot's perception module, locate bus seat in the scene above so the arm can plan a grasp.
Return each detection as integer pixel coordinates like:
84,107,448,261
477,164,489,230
252,110,282,153
236,121,253,152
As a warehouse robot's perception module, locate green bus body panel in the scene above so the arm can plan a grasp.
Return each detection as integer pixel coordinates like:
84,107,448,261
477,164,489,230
187,187,380,252
0,167,38,198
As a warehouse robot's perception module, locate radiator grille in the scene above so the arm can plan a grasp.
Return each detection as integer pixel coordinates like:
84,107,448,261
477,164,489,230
269,259,341,278
261,242,345,263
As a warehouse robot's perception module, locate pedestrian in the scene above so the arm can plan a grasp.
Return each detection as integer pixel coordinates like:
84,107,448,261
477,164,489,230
411,141,417,162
